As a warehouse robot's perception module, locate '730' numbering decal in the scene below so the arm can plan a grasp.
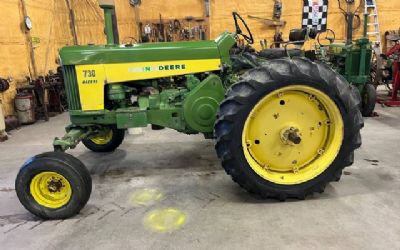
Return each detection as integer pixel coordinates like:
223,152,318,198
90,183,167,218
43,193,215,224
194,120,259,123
82,70,98,84
83,70,96,77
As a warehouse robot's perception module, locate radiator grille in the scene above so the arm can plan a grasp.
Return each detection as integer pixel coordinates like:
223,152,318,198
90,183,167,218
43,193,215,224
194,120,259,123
62,65,81,110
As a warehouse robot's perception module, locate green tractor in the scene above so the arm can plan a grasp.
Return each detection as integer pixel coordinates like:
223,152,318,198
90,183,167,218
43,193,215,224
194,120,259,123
15,1,363,219
315,29,376,117
313,0,376,116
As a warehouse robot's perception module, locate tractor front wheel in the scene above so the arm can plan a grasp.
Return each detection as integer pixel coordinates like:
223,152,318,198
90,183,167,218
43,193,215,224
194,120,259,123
82,127,125,152
215,58,363,200
15,152,92,219
361,83,376,117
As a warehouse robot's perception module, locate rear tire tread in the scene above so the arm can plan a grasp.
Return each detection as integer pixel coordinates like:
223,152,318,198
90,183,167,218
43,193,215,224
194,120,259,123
215,58,363,200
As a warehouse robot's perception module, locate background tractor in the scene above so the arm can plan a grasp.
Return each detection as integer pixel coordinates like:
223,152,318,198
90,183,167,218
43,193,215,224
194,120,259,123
313,0,377,116
15,0,363,219
255,0,376,116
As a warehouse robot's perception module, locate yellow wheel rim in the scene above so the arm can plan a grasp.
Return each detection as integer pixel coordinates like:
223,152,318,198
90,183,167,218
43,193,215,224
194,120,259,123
90,130,113,145
30,172,72,208
242,85,344,185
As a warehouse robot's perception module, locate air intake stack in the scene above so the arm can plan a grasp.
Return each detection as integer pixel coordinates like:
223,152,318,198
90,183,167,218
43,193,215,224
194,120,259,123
98,0,115,45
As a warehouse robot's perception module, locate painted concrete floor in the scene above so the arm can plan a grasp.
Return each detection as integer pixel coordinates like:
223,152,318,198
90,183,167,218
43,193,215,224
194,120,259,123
0,105,400,250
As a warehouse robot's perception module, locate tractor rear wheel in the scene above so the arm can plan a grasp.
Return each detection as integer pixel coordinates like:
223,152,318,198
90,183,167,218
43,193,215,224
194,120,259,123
215,58,363,200
82,126,125,152
15,152,92,219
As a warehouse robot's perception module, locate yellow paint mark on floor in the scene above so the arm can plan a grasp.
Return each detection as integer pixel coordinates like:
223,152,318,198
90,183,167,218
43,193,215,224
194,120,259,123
144,208,187,233
130,188,164,206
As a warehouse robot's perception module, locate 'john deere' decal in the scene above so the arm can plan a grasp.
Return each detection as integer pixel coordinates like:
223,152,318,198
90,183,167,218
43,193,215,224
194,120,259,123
129,64,187,73
104,59,220,83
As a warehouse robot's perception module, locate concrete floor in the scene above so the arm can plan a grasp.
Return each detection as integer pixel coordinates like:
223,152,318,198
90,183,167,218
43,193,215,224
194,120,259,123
0,105,400,250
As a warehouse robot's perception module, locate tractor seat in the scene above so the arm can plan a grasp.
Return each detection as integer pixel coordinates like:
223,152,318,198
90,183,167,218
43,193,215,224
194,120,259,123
386,34,400,42
258,48,302,59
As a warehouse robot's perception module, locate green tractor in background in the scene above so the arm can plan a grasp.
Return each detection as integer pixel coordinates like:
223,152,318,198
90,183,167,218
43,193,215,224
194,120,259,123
247,0,376,116
15,0,363,220
315,27,376,117
260,0,376,116
314,0,376,116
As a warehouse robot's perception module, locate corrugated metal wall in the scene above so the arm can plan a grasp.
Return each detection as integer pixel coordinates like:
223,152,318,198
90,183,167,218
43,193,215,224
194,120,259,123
0,0,399,116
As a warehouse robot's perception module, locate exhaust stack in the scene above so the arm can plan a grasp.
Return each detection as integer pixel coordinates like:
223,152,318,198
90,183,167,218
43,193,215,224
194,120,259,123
98,0,115,45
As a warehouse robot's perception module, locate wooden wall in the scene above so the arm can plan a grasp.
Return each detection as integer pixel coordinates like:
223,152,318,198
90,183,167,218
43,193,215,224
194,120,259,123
0,0,399,116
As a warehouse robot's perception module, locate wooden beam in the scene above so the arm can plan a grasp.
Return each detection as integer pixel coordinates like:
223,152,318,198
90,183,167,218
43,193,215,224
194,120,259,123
65,0,78,45
20,0,37,79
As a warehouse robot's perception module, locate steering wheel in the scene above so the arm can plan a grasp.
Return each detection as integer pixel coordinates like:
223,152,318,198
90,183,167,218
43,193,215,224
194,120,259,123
317,29,336,47
232,12,254,45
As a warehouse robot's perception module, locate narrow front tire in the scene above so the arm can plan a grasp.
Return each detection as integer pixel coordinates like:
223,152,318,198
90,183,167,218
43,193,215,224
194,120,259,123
361,83,376,117
82,127,125,152
15,152,92,219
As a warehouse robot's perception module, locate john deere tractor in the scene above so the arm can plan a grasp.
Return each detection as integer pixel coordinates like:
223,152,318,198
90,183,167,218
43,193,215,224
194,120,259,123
15,1,363,219
314,0,376,116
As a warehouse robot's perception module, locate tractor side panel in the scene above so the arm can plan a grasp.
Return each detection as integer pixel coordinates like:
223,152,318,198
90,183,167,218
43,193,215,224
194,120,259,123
74,59,221,111
76,64,107,111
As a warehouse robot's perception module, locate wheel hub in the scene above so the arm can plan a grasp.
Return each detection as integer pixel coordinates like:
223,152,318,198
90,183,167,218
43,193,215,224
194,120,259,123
280,127,301,145
90,130,113,145
47,178,63,193
242,85,344,185
30,172,72,208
